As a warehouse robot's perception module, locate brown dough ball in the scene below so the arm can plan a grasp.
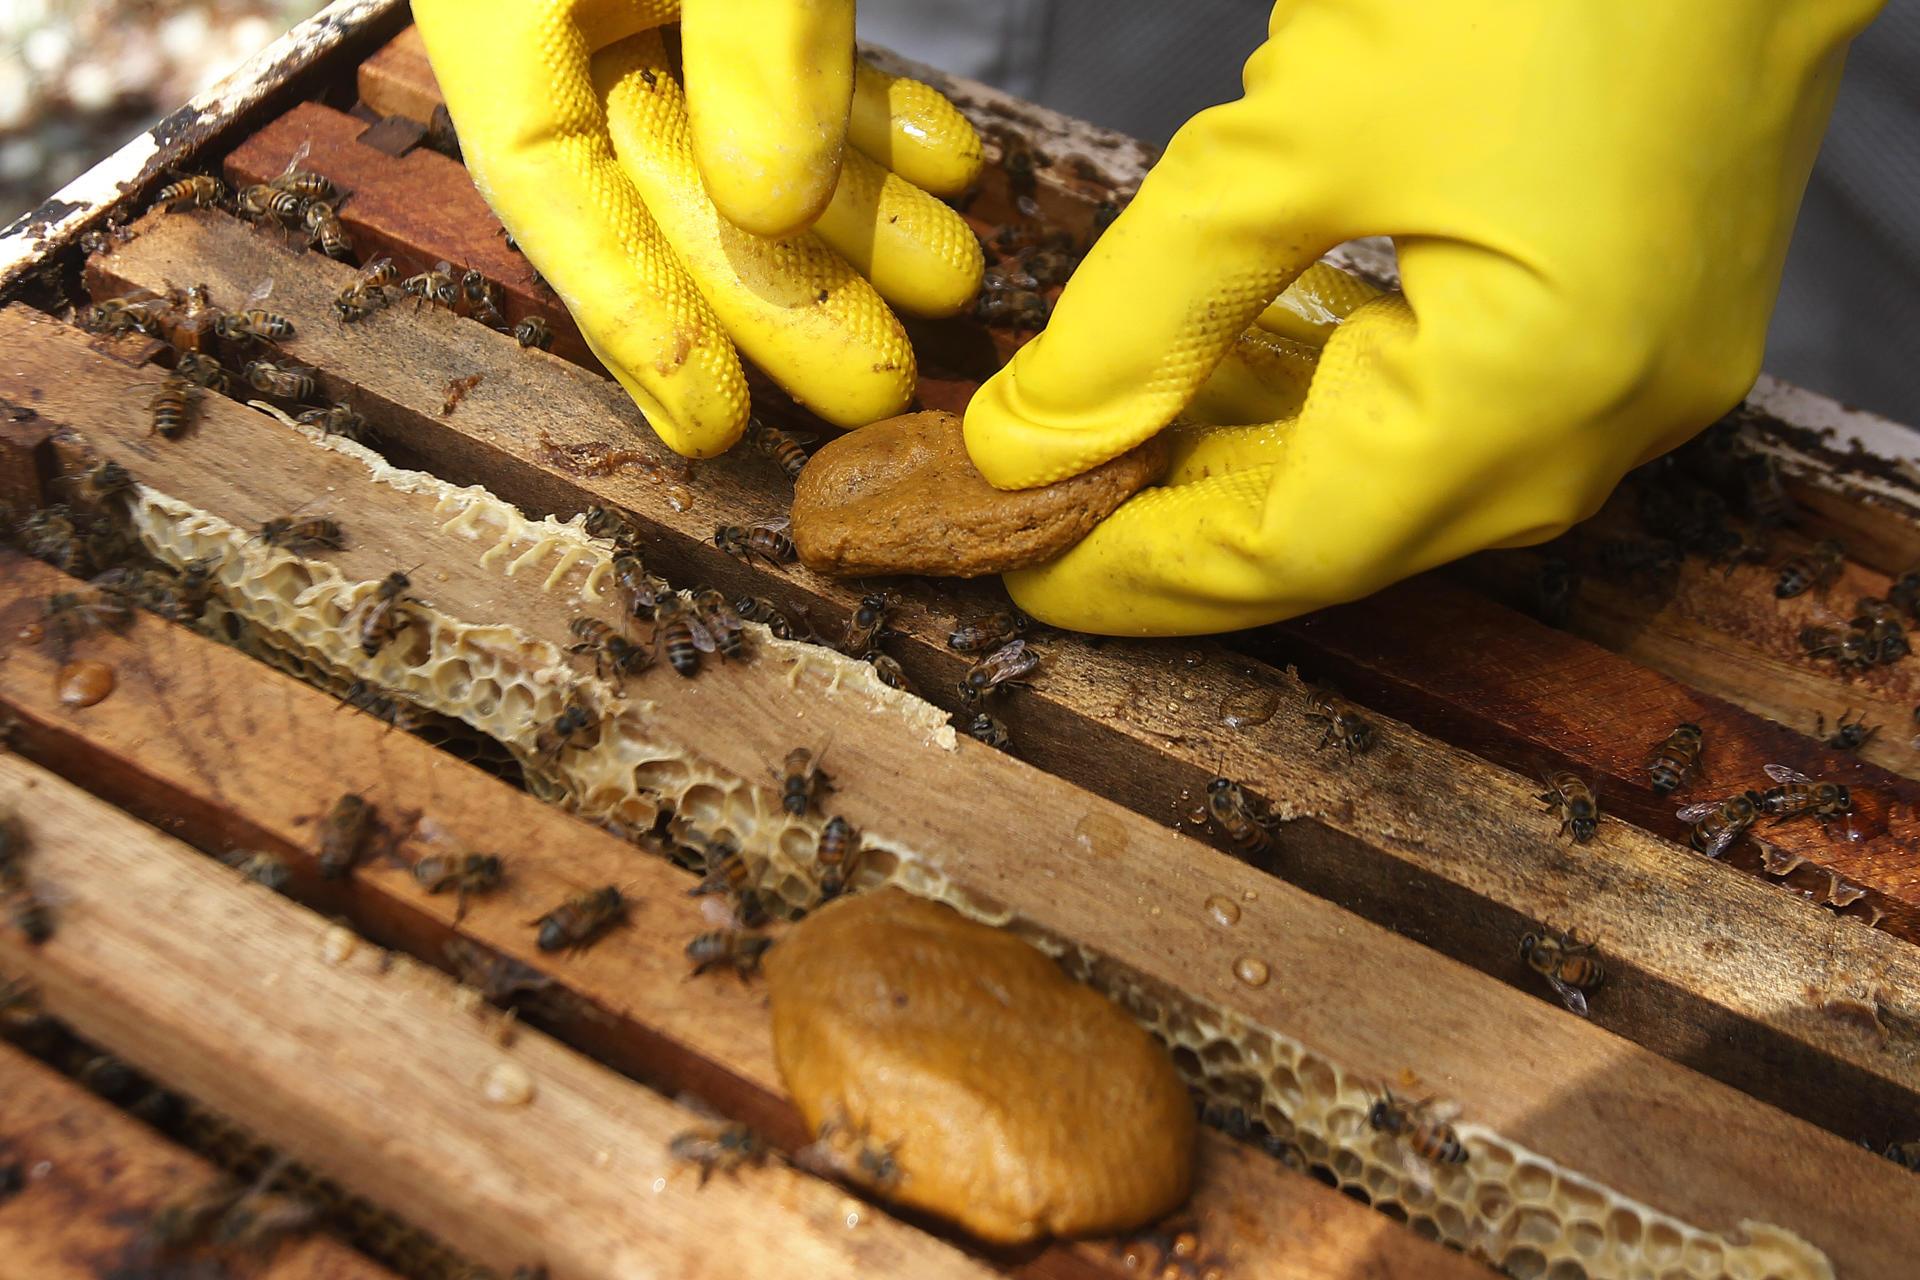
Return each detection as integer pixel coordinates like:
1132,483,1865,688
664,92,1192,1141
788,410,1169,578
767,889,1195,1244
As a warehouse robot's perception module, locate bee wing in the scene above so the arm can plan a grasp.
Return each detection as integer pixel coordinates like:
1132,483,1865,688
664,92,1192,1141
697,896,744,930
1700,822,1745,860
1395,1147,1436,1198
1764,763,1813,785
1675,798,1727,823
248,277,275,305
755,516,792,533
1546,976,1590,1019
687,616,716,654
280,141,311,175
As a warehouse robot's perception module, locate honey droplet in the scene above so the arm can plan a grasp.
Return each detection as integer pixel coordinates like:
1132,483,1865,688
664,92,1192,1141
318,925,357,966
479,1062,534,1108
663,484,693,512
1072,812,1129,859
1205,895,1241,927
57,660,113,707
1232,955,1270,988
1219,686,1281,730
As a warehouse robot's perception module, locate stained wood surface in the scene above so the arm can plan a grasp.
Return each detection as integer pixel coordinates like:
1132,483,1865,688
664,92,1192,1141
70,210,1920,1155
0,754,1004,1280
0,549,1473,1280
7,306,1920,1278
0,1039,398,1280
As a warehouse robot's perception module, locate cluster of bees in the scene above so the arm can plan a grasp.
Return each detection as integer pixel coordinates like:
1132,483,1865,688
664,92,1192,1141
347,254,552,351
0,815,50,947
966,147,1118,333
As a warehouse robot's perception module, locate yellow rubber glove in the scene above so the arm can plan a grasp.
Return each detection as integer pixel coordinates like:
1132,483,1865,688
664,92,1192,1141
965,1,1888,635
412,1,985,457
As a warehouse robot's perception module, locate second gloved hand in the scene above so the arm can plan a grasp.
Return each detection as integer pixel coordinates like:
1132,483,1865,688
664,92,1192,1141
964,0,1887,635
415,0,986,457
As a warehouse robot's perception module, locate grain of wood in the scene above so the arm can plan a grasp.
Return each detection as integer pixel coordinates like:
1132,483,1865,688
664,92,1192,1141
0,1039,399,1280
68,214,1920,1150
0,546,1493,1280
0,754,998,1280
4,306,1918,1277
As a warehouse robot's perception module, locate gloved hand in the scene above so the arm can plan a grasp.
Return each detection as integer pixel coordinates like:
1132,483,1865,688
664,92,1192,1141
965,0,1888,635
413,0,986,457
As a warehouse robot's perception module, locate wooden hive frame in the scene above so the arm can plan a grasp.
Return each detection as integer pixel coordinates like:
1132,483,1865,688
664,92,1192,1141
2,4,1920,1278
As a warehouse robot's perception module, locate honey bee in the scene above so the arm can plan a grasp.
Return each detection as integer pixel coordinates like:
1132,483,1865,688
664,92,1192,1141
153,174,224,210
62,458,132,506
815,816,861,899
1798,623,1876,671
531,885,625,951
235,182,305,224
403,261,459,311
1537,771,1600,843
354,570,416,656
653,594,707,678
974,280,1049,331
222,850,292,892
45,585,135,642
1815,709,1877,754
735,595,798,640
962,711,1012,752
335,258,397,322
1205,778,1275,857
809,1112,903,1191
841,591,898,658
335,679,426,733
459,270,508,328
109,559,216,624
689,836,754,902
691,588,748,661
295,403,369,442
1757,764,1853,826
257,515,345,553
268,159,340,203
1676,789,1762,859
214,308,295,342
157,282,220,352
1849,597,1909,664
1702,525,1771,577
149,373,194,438
413,852,504,921
1775,538,1845,599
669,1123,768,1185
244,359,317,401
1305,687,1377,755
583,504,646,550
317,793,374,879
444,938,554,1004
946,609,1027,654
686,929,774,980
533,700,599,763
779,744,830,816
611,552,671,617
141,1176,243,1254
85,288,174,337
1740,453,1797,528
514,316,553,350
0,861,51,945
1888,568,1920,621
303,201,351,258
867,653,917,694
715,518,796,567
1518,930,1605,1018
567,617,648,678
174,350,230,393
1368,1090,1468,1165
960,639,1038,704
16,505,90,575
747,419,812,481
1644,722,1705,795
1884,1141,1920,1173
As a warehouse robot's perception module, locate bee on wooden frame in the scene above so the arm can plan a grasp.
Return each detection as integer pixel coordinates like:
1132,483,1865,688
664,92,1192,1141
815,815,861,900
583,504,646,551
1205,777,1275,858
1818,709,1879,753
530,885,626,951
352,569,418,657
243,359,317,401
402,260,459,311
652,593,710,678
513,316,553,350
1537,770,1600,843
413,852,505,921
747,418,812,481
45,585,134,645
841,591,899,659
567,617,649,679
212,278,295,342
947,609,1026,654
778,742,831,817
1756,764,1852,827
1775,538,1845,600
152,174,225,211
1643,722,1705,796
256,512,344,554
735,594,800,640
317,793,374,879
335,257,397,322
690,589,747,662
1676,789,1762,859
669,1123,768,1185
868,653,917,694
149,373,195,438
685,928,773,981
959,638,1038,705
1303,684,1377,756
1518,930,1605,1018
1368,1090,1468,1166
714,517,795,567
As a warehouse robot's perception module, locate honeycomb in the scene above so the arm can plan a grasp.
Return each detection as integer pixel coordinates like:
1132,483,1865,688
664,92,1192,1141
116,415,1829,1280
